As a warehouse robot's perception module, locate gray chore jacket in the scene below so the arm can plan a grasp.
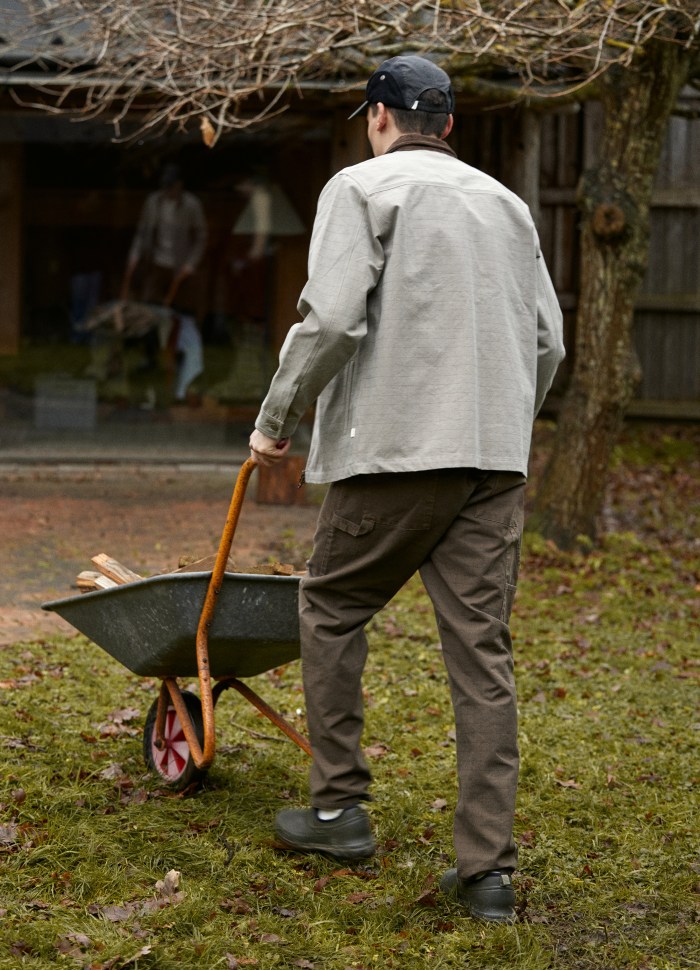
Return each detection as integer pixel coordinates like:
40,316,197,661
255,139,565,483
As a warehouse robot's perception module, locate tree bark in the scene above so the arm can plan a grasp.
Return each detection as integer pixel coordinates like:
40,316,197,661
529,41,694,550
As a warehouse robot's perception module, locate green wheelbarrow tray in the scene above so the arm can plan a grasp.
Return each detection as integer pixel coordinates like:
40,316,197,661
42,570,301,679
41,458,311,789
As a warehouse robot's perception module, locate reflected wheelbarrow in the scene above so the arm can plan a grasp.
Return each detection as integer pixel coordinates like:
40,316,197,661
42,458,311,789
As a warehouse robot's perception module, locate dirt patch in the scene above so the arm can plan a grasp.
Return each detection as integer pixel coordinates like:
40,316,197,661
0,465,320,646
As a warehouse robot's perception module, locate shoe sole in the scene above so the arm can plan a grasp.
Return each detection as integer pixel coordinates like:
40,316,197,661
275,834,375,860
468,906,516,924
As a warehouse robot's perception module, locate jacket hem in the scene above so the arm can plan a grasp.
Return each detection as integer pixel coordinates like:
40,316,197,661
303,455,529,484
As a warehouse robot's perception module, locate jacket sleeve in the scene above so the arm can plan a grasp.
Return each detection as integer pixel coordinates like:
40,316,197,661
255,173,383,439
533,244,565,416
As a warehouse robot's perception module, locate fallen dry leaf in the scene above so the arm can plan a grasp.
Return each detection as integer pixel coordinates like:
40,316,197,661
201,115,217,147
344,891,372,905
120,788,148,806
107,707,140,723
141,892,185,913
221,897,252,914
155,870,181,897
364,743,390,759
518,830,536,846
94,903,134,923
98,764,126,781
0,823,19,845
271,906,297,918
414,888,439,908
55,931,91,957
9,941,33,956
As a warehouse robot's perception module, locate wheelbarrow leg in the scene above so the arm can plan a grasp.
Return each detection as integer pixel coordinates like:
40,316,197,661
161,677,208,764
153,680,169,746
146,679,205,788
215,677,312,757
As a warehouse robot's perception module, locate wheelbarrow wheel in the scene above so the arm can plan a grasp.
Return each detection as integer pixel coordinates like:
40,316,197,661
143,690,206,789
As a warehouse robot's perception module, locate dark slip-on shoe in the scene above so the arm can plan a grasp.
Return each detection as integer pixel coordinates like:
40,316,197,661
440,868,516,923
275,806,376,860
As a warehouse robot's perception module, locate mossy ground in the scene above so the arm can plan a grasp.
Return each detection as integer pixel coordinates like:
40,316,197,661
1,423,698,969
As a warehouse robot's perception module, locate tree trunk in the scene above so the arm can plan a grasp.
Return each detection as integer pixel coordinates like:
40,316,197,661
529,41,693,550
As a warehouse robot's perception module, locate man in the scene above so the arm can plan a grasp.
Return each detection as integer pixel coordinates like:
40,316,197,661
249,55,565,923
122,162,207,313
122,163,207,402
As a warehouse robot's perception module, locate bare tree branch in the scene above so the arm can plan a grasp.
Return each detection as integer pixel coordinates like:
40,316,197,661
2,1,698,138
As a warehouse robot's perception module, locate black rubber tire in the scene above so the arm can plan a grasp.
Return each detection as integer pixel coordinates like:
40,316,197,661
143,690,206,789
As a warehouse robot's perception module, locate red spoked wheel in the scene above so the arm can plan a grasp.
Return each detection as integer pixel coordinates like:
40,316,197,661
143,690,205,789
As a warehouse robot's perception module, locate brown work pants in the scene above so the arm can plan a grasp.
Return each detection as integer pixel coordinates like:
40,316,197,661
299,468,525,879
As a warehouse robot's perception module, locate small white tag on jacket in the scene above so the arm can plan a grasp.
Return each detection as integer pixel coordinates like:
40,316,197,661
350,428,356,437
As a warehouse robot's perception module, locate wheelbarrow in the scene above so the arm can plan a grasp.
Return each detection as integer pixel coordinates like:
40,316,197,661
42,458,311,789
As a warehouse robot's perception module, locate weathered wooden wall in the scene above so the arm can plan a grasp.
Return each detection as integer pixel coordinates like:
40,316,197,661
635,100,700,411
539,98,699,415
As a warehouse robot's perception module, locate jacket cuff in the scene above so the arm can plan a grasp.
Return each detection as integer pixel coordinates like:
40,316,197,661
255,408,285,440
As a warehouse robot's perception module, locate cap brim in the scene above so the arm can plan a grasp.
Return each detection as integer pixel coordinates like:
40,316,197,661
347,100,369,121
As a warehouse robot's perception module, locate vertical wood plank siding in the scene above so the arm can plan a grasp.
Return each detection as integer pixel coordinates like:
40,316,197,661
470,97,700,411
635,99,699,406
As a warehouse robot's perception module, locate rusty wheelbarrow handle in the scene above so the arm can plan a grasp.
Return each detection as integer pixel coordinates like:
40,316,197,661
157,456,311,773
194,456,258,768
160,457,257,771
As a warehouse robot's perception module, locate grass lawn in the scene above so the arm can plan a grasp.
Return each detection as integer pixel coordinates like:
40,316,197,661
1,424,698,969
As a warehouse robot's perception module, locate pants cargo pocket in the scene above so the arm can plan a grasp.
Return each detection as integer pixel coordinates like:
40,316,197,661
313,509,376,576
330,512,376,537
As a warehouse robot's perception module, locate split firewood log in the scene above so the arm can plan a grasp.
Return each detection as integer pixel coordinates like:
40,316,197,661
76,570,119,593
91,554,143,585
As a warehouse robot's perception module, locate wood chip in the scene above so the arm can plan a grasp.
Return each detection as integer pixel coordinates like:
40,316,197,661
173,556,293,576
172,554,237,573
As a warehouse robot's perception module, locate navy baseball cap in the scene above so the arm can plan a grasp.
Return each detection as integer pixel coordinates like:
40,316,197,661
348,55,455,120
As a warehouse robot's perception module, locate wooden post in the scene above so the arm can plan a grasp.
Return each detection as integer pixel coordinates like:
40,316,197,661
256,455,307,506
0,144,22,354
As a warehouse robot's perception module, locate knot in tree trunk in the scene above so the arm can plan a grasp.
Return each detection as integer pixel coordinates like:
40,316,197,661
578,167,637,245
592,202,626,239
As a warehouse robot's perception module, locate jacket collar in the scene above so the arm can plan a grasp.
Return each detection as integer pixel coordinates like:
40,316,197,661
385,134,457,158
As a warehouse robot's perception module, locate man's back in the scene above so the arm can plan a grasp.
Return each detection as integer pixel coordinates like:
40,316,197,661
298,147,562,482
